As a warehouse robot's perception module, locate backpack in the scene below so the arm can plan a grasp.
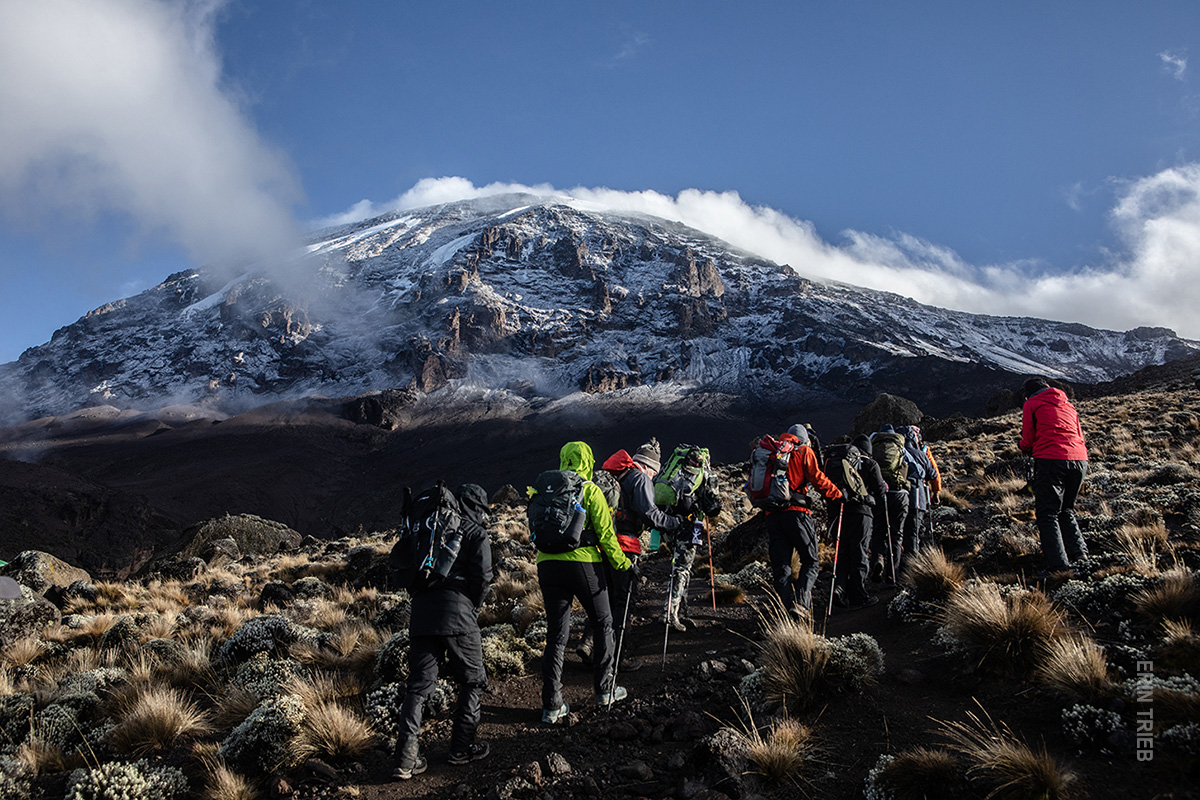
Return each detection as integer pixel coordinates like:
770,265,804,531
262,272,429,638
526,470,590,554
389,481,465,591
653,444,711,508
591,468,623,515
899,427,932,481
823,444,872,506
872,431,910,491
744,435,805,510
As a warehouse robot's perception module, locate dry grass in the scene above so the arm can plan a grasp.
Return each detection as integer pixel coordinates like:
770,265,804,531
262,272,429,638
940,706,1079,799
1111,522,1168,575
16,738,85,776
742,716,816,785
2,636,44,668
714,583,748,605
1134,568,1200,622
104,685,214,755
1034,636,1114,701
292,622,382,673
901,548,966,603
210,686,261,729
1157,618,1200,670
940,584,1068,675
205,762,256,800
294,700,376,762
874,747,965,800
757,601,830,713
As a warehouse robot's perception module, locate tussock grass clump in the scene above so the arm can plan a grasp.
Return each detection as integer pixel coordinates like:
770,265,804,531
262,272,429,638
742,717,816,785
204,762,255,800
940,707,1079,799
901,548,965,603
1111,522,1168,575
1157,619,1200,670
105,686,214,755
2,636,44,669
294,701,376,762
755,600,884,712
868,748,966,800
940,583,1067,675
713,582,748,605
1034,636,1114,701
1134,568,1200,622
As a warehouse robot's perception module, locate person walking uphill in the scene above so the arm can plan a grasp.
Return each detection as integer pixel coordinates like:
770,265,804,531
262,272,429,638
531,441,633,724
388,483,494,780
1019,377,1089,574
765,424,842,618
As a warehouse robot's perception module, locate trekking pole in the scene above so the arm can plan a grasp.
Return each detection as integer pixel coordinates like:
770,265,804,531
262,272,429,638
662,548,676,672
823,505,844,635
705,517,717,612
883,496,896,586
609,566,637,715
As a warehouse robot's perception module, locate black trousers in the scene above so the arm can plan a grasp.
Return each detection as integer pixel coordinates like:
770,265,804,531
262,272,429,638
834,511,872,606
1033,459,1089,571
580,554,637,660
870,490,909,580
766,510,819,610
397,630,487,756
539,559,615,709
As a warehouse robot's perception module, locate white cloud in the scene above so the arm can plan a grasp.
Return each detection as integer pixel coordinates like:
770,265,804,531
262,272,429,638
1160,50,1188,81
0,0,301,269
321,169,1200,340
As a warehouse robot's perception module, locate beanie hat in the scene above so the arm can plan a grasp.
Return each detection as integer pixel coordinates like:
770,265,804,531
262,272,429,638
852,434,873,456
786,424,810,446
1022,377,1050,400
879,423,895,433
632,437,661,473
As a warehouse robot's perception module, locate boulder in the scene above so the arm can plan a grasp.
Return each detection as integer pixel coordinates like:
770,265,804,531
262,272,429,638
0,584,61,648
851,393,924,436
1,550,91,595
177,514,302,559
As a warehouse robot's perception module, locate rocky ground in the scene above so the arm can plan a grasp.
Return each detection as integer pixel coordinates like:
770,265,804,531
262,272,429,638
1,368,1198,799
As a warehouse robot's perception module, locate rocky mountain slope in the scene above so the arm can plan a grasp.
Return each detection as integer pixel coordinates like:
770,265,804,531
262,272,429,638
2,194,1195,422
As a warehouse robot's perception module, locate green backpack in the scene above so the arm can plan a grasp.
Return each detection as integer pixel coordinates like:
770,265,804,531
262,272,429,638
653,444,711,508
872,431,910,491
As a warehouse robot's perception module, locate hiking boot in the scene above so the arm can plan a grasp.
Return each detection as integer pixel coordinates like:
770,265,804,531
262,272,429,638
848,595,880,611
576,643,593,665
596,686,628,707
869,557,885,583
542,702,570,724
447,741,490,765
833,587,849,608
392,754,427,780
618,657,642,673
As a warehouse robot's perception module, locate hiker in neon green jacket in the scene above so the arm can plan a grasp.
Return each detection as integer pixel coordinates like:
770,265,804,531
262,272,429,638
537,441,632,722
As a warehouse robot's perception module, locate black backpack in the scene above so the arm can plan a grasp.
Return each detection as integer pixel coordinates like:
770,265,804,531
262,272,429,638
389,481,465,591
527,470,591,554
823,444,873,506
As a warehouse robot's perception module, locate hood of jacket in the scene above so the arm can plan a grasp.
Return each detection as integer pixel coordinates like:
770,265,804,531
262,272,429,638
559,441,595,481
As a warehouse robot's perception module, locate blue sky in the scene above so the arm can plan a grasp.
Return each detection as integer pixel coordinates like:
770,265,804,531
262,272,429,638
1,0,1199,364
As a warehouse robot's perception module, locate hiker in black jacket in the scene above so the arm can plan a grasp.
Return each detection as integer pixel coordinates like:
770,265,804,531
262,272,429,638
390,484,494,780
829,438,887,611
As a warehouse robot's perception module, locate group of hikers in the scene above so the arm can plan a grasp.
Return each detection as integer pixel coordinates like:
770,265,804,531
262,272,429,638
382,375,1090,781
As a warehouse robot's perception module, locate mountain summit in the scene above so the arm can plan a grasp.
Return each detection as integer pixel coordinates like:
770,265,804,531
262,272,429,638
3,194,1194,420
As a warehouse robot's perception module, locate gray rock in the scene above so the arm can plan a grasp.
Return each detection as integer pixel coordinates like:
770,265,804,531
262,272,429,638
544,752,572,778
0,585,61,648
1,550,90,595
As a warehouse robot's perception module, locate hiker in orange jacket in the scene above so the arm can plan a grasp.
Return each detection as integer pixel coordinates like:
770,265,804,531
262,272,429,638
764,424,842,617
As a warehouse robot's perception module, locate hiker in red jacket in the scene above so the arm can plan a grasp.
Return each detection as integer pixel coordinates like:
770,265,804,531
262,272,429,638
765,424,842,618
1019,377,1090,574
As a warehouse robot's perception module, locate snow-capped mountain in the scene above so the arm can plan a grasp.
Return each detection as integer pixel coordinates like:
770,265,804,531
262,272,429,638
3,194,1195,420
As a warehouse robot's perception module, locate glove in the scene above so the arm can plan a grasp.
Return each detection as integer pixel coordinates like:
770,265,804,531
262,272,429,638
629,563,643,582
691,521,705,546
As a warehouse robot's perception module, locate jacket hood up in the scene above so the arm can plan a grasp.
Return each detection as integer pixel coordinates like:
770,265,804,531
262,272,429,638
559,441,595,481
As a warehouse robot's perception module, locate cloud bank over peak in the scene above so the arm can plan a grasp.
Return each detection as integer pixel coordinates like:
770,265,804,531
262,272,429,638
0,0,301,268
323,169,1200,340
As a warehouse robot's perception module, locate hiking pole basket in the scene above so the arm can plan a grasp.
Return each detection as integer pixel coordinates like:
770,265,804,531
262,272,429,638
823,504,844,635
